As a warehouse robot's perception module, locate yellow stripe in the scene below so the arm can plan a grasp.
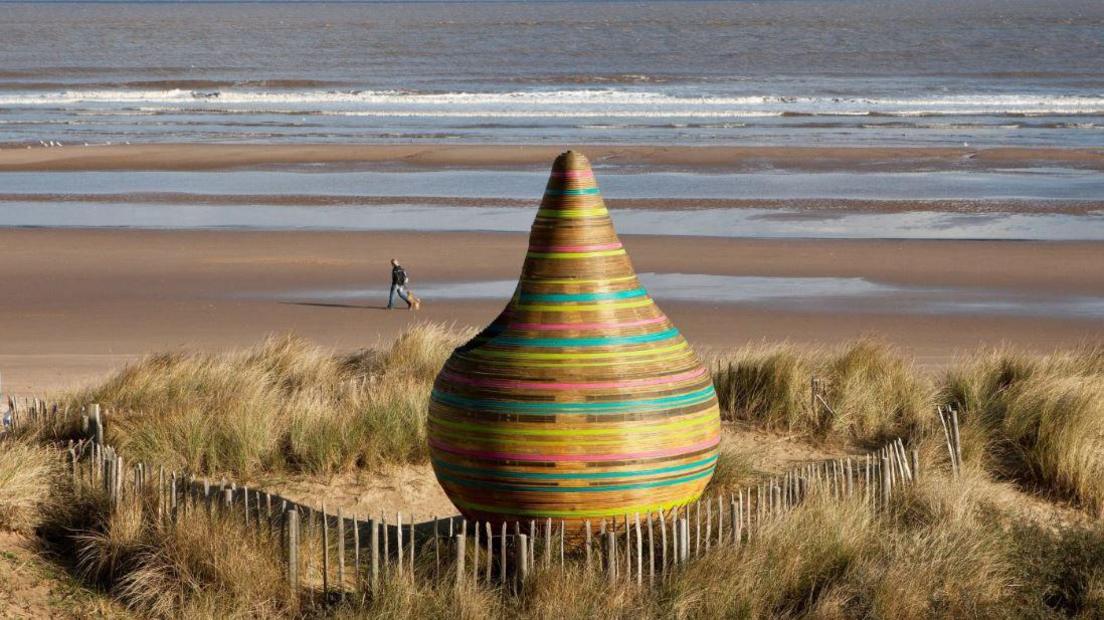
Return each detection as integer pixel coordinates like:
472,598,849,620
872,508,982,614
514,298,653,312
430,409,718,437
522,275,637,285
526,249,626,260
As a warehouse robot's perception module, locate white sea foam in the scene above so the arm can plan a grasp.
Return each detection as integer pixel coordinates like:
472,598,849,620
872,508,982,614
0,89,1101,118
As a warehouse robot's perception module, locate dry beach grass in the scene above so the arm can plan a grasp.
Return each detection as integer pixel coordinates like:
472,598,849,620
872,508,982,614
5,325,1104,618
52,324,473,479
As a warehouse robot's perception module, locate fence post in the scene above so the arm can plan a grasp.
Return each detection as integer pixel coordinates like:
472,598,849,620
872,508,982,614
286,508,300,611
635,513,643,587
606,530,616,584
517,533,529,591
473,520,480,584
500,522,507,582
114,455,123,508
353,514,361,594
90,403,103,446
455,533,466,589
881,456,891,508
585,520,592,572
659,511,668,573
670,512,678,567
680,517,690,563
950,408,963,470
410,513,416,583
337,510,345,597
396,512,403,578
381,515,389,577
646,513,655,585
529,520,536,572
370,518,379,591
624,514,631,578
716,495,723,544
322,504,330,595
485,521,493,582
938,406,959,478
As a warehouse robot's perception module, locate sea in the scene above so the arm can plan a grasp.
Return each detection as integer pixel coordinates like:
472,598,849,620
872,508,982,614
1,0,1103,147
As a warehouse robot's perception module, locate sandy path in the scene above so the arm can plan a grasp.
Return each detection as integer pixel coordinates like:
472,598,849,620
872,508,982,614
0,533,129,619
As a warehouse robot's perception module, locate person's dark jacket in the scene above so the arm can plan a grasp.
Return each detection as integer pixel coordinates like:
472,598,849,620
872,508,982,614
391,265,408,287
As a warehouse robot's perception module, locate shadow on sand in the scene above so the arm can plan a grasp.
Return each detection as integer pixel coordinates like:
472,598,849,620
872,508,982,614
280,301,393,311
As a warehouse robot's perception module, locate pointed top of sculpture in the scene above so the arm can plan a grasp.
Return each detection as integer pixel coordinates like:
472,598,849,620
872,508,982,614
520,149,629,287
551,149,590,171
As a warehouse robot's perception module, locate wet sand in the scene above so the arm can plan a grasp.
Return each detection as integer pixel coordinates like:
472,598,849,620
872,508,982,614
1,228,1100,393
2,193,1101,216
2,143,1103,173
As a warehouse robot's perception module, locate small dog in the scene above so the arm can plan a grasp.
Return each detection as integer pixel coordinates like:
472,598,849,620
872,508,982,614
407,290,422,310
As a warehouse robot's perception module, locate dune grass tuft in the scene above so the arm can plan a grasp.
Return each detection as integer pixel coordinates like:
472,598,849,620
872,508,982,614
0,439,61,533
943,346,1104,515
57,323,472,479
50,487,292,618
712,339,934,444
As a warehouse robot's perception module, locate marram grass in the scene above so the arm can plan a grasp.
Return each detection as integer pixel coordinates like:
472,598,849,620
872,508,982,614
942,345,1104,516
60,323,473,479
711,339,935,443
35,468,1103,619
28,331,1104,520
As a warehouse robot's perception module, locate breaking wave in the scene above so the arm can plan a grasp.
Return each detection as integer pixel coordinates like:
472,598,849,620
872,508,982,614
1,89,1102,118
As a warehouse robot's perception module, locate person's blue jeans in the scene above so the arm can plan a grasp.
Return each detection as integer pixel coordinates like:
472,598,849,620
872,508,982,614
388,284,412,308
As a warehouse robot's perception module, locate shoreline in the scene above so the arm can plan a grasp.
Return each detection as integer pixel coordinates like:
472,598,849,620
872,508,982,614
2,143,1102,173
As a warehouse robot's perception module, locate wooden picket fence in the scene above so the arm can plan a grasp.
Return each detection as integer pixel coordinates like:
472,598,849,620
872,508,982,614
3,388,966,604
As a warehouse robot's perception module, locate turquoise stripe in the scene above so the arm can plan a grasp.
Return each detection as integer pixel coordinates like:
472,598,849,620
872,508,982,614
518,288,646,303
431,384,716,414
492,328,679,348
438,466,714,493
433,453,718,481
543,187,601,196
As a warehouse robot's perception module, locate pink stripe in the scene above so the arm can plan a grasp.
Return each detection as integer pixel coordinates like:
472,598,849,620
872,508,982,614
429,436,720,463
548,170,594,178
506,316,667,331
439,366,706,391
526,242,622,252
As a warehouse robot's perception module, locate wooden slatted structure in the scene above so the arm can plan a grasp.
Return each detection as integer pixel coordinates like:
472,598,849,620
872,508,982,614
428,151,721,530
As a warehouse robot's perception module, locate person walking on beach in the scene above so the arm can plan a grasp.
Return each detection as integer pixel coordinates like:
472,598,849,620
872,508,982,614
388,258,420,310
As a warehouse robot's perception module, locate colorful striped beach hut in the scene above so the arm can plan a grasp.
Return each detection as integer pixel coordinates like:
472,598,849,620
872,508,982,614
428,151,721,529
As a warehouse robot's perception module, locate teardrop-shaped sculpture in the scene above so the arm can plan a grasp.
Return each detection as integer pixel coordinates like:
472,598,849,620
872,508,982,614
428,151,720,528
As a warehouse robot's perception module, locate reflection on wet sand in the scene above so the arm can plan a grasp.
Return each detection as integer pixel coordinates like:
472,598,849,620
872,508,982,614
276,272,1104,320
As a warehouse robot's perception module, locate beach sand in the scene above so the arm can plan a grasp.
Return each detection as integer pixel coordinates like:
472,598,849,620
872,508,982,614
1,228,1100,393
2,143,1103,173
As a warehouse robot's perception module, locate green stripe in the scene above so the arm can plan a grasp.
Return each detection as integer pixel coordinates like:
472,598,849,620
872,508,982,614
543,187,601,196
432,454,718,481
431,385,716,414
518,288,645,303
491,328,679,348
